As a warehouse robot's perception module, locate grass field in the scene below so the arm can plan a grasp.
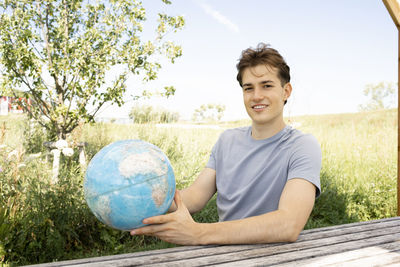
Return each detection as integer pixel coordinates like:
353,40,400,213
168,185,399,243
0,109,397,265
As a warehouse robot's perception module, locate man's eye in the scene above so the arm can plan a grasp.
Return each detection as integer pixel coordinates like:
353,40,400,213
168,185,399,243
244,87,253,91
263,84,272,88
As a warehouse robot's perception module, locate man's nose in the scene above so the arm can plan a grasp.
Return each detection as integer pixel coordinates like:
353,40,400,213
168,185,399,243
253,87,264,101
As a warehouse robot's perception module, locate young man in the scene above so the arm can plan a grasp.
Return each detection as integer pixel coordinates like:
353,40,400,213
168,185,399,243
130,43,321,245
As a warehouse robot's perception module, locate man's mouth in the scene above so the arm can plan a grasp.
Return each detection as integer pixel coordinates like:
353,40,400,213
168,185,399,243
252,104,268,110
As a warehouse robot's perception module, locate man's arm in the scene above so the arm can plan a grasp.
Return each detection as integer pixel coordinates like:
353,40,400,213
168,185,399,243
200,178,315,244
131,177,315,245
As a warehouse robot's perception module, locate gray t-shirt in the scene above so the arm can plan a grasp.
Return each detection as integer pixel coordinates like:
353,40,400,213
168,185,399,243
206,125,321,222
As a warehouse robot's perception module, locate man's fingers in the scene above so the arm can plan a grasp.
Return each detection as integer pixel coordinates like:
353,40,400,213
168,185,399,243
143,213,171,225
131,225,155,236
131,222,167,236
130,191,187,238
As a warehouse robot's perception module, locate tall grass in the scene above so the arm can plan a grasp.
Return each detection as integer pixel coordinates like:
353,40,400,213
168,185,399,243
0,109,397,265
291,109,397,227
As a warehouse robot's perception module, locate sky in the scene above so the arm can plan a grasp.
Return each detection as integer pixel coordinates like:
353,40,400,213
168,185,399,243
99,0,398,121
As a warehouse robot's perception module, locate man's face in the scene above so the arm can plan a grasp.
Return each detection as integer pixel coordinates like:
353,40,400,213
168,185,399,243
242,64,291,127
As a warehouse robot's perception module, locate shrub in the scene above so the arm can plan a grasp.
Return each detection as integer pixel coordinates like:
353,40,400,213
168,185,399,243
22,119,56,154
0,151,173,265
129,105,179,124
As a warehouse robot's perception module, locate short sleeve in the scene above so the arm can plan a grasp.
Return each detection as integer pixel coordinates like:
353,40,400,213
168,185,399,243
287,134,322,197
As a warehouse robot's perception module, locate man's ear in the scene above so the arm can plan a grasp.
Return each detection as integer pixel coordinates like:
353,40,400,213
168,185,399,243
283,82,292,102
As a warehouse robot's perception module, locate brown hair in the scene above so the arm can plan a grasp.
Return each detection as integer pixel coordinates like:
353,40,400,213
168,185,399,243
236,43,290,88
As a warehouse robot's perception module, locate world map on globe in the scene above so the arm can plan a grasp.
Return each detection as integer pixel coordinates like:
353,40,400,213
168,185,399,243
84,139,176,231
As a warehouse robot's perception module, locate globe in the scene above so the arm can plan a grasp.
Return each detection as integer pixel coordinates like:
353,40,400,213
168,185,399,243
84,139,176,231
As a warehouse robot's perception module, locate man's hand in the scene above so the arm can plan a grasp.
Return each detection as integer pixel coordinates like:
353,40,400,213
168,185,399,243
130,190,204,245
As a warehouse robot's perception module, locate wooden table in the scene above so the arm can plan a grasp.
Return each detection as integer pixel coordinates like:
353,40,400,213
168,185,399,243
31,217,400,266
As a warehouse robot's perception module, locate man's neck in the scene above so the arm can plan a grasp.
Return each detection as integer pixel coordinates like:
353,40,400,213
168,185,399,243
251,120,286,140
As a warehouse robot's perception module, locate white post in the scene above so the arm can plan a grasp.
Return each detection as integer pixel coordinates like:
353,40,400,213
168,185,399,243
78,142,87,167
79,147,86,166
51,149,61,184
44,140,86,183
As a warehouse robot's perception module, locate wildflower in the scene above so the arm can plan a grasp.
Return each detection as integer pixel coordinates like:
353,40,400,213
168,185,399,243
18,163,26,169
7,150,18,160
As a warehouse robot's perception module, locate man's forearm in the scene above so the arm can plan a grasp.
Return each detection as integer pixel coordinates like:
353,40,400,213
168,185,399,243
196,179,316,245
196,210,301,245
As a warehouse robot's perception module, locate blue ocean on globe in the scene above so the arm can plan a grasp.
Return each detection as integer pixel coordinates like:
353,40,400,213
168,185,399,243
84,139,176,231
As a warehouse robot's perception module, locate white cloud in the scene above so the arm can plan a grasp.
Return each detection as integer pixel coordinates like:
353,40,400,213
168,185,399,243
196,1,240,33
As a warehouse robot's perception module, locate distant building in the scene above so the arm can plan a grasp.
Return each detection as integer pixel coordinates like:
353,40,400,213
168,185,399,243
0,96,32,115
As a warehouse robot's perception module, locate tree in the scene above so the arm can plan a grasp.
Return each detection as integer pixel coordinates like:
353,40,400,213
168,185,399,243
192,103,225,122
0,0,184,140
358,82,397,111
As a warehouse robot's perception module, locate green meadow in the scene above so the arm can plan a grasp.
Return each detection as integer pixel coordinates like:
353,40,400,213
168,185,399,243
0,109,397,265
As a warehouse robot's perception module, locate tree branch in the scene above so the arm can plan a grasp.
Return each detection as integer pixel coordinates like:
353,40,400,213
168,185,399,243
8,62,52,120
9,87,50,131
